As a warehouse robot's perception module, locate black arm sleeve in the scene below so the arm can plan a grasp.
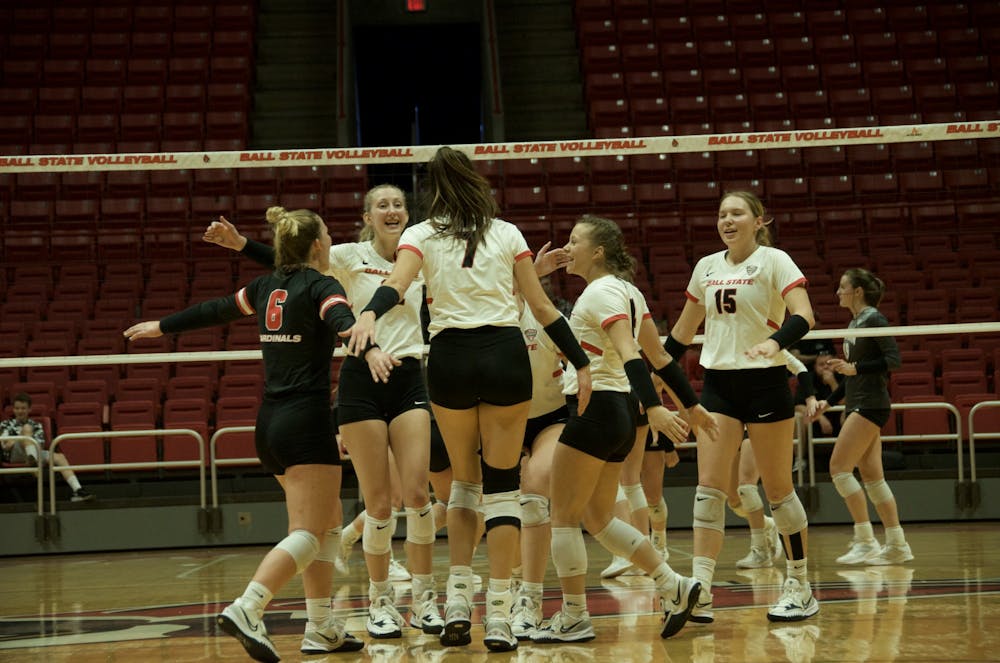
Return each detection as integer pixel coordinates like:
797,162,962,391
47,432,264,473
240,238,277,268
827,382,845,406
543,317,590,370
653,360,699,408
160,295,245,334
625,358,663,411
794,370,815,402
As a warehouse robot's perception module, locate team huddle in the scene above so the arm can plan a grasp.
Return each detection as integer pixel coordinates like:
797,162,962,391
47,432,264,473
123,146,910,661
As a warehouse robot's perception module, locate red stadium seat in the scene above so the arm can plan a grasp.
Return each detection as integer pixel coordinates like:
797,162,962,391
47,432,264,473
55,403,105,466
214,396,260,461
162,399,211,463
108,400,158,464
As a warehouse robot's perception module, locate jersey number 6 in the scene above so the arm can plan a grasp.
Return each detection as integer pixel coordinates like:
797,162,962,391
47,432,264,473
266,290,288,331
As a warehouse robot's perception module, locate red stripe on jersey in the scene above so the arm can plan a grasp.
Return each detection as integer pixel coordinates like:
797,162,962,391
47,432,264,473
581,340,604,356
601,313,628,329
235,288,255,315
685,291,699,303
781,277,808,297
319,295,350,319
642,312,652,319
767,318,780,330
426,297,433,305
552,369,564,378
514,249,533,262
398,244,423,259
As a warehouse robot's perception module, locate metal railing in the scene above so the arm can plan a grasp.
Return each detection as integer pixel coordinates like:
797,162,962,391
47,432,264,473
0,436,44,516
807,402,964,486
49,430,207,515
209,426,260,510
967,400,1000,484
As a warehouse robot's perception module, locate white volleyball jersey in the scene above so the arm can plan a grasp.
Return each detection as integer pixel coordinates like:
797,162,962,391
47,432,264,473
398,218,531,338
519,304,567,418
686,245,807,370
328,241,425,359
563,274,650,394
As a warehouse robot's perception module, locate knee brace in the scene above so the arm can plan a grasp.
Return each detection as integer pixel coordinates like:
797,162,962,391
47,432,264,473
275,529,320,574
623,483,646,514
316,526,341,564
362,513,395,556
482,490,520,531
482,461,520,495
550,527,588,578
737,484,764,514
593,518,645,559
448,480,482,511
616,484,627,503
648,496,668,524
520,493,549,527
406,502,436,545
864,478,894,505
833,472,863,498
692,486,727,533
770,492,808,535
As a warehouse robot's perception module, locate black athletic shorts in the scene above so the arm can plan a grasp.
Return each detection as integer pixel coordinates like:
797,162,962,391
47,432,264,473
428,416,451,473
560,391,635,463
700,366,794,424
847,406,891,428
256,391,340,474
336,356,430,425
524,404,569,453
427,326,532,409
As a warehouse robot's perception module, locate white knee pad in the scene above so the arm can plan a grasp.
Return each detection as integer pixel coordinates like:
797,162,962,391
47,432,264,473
648,496,668,523
615,484,627,503
833,472,863,498
692,486,727,533
406,502,436,545
482,489,520,531
362,513,394,555
737,484,764,514
623,483,646,514
551,527,588,578
520,493,549,527
275,529,320,574
770,492,809,535
864,478,894,505
448,480,482,511
316,526,341,564
593,517,645,559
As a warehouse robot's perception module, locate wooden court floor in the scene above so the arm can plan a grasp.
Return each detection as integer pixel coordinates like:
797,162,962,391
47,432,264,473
1,522,997,662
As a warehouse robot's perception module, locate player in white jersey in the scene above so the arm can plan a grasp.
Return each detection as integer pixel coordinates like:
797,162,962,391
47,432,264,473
344,146,592,652
204,185,443,640
666,191,818,624
531,215,718,644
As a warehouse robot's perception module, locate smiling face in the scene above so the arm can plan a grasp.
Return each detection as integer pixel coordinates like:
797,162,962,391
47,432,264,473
835,273,859,309
563,222,599,278
12,400,29,423
364,186,408,240
717,194,762,252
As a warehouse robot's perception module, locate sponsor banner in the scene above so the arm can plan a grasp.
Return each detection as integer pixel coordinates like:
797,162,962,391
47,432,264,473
1,122,998,173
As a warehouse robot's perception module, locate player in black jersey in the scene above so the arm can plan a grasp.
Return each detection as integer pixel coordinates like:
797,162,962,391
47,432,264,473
125,207,377,662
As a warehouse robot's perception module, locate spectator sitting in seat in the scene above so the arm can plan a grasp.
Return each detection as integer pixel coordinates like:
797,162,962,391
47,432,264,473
0,393,95,502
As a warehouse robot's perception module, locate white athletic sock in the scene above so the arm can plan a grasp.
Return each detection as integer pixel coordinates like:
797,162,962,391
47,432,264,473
884,525,906,546
521,580,544,600
238,580,273,620
691,556,716,591
67,476,82,492
854,521,876,542
786,557,808,582
563,593,588,618
305,597,331,626
750,527,766,548
412,573,433,597
369,579,391,601
650,563,678,593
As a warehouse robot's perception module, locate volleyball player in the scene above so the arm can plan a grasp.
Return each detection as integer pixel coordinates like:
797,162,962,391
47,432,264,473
666,191,819,624
204,185,444,637
126,207,368,661
531,215,717,643
344,146,592,652
814,268,912,565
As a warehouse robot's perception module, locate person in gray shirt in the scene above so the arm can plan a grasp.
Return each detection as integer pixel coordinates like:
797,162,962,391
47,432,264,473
814,268,912,566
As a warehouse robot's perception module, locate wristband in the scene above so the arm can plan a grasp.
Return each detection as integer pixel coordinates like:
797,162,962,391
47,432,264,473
653,361,699,409
624,358,662,411
768,314,810,350
663,333,688,361
362,285,400,319
544,317,590,370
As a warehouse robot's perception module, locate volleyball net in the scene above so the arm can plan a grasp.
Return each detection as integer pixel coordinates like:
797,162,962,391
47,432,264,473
1,119,999,512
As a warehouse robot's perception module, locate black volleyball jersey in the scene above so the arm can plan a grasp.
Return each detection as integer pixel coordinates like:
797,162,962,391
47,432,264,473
160,268,355,398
